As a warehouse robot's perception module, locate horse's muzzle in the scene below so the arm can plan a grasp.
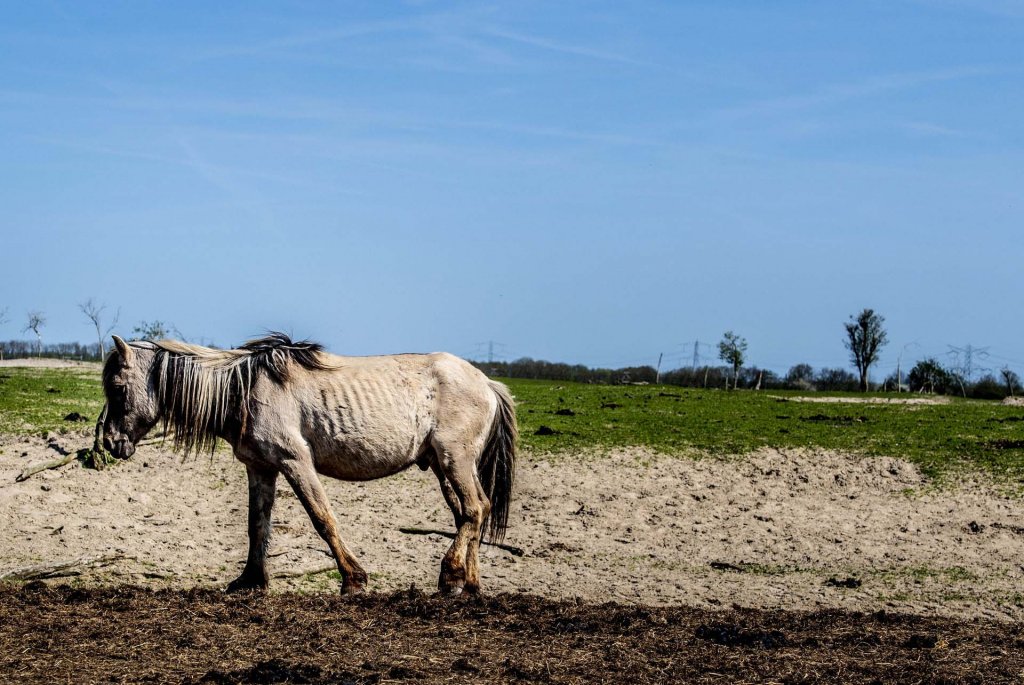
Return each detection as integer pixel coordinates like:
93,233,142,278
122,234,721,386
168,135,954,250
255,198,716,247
104,436,135,459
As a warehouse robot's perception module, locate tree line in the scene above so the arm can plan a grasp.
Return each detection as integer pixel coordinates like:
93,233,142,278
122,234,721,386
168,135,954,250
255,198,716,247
470,355,1019,398
2,302,1019,398
471,309,1021,399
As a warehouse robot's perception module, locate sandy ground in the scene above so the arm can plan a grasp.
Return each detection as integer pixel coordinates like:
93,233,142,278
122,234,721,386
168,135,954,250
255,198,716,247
0,358,101,369
1,432,1022,622
776,395,950,405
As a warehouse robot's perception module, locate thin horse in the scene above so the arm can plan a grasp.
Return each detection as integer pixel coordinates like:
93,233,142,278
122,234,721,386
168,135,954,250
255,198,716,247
100,333,517,595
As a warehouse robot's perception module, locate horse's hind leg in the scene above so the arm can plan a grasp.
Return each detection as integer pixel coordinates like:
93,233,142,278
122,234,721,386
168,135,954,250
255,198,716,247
429,458,463,528
278,457,369,594
435,446,491,595
227,463,278,592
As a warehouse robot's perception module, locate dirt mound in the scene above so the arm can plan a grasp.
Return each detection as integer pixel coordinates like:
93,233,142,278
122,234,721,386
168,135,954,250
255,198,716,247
1,585,1021,684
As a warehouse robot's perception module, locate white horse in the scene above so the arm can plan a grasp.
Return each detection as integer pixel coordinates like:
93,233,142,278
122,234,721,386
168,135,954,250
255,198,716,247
101,333,517,595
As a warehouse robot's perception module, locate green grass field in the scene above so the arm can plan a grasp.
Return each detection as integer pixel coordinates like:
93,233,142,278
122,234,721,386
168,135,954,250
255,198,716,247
0,367,105,436
511,379,1024,479
1,367,1022,480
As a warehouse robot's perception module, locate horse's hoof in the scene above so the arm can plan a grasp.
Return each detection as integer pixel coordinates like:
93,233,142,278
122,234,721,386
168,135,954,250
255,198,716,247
340,583,365,596
438,561,466,596
437,577,465,596
226,574,268,594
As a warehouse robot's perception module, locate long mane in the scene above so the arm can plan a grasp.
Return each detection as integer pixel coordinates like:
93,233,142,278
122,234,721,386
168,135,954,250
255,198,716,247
147,333,331,456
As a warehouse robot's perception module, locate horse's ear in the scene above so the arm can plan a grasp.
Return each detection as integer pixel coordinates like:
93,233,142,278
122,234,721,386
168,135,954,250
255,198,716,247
112,335,133,364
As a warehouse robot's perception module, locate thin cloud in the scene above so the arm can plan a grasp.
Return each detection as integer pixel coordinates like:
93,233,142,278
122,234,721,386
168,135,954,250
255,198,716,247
717,66,1001,120
901,121,974,137
443,119,659,146
176,136,279,232
480,27,655,68
908,0,1024,18
188,20,412,62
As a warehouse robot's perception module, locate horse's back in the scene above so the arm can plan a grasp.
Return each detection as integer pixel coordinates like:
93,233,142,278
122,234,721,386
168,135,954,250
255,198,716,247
283,352,495,480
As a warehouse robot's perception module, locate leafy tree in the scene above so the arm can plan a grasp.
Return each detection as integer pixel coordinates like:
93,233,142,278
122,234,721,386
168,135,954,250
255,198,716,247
815,367,858,392
843,309,888,391
971,374,1005,400
132,320,180,340
907,358,952,394
785,363,815,389
79,298,120,358
23,311,45,356
718,331,747,390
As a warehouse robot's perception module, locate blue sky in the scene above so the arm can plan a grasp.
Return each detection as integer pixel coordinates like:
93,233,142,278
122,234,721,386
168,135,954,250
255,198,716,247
1,1,1022,378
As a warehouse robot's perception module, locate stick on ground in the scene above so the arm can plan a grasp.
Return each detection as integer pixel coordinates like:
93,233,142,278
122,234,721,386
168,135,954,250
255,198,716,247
0,554,125,582
15,452,77,482
399,527,525,556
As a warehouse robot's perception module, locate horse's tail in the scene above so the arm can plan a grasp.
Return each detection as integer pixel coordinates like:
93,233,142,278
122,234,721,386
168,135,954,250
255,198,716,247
479,380,518,543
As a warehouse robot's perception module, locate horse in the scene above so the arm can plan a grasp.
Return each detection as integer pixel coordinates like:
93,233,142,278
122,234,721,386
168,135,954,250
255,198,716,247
100,333,517,595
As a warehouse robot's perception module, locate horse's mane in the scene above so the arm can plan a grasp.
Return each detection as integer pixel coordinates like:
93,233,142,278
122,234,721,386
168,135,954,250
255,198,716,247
141,333,332,456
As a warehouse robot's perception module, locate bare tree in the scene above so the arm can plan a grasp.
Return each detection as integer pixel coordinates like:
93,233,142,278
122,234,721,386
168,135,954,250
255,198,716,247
718,331,747,390
843,309,888,392
0,307,8,360
1001,367,1021,398
23,311,46,356
79,298,120,358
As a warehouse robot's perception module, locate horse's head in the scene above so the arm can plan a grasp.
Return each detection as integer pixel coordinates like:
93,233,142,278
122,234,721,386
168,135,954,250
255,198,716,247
102,335,160,459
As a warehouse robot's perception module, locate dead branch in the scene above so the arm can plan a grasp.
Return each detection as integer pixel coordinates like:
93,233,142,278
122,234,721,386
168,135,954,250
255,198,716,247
0,554,125,581
15,451,79,482
399,527,525,556
272,564,337,579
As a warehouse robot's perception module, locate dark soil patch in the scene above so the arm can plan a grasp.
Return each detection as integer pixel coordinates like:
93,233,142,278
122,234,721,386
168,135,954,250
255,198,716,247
987,439,1024,450
825,577,863,589
799,414,868,425
1,585,1022,684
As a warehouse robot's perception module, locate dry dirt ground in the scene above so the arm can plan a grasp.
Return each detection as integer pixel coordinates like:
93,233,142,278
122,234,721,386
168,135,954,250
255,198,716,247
2,432,1023,622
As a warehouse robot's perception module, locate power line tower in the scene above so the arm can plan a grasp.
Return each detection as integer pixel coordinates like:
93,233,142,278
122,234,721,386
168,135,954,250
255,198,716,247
947,344,990,381
474,340,507,364
692,340,700,371
947,343,990,396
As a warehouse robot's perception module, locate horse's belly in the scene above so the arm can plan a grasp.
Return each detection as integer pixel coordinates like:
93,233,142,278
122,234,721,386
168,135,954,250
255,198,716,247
312,437,421,481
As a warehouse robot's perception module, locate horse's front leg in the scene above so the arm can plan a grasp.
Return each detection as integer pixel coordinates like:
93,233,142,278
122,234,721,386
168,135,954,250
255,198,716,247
227,463,278,593
278,456,369,595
